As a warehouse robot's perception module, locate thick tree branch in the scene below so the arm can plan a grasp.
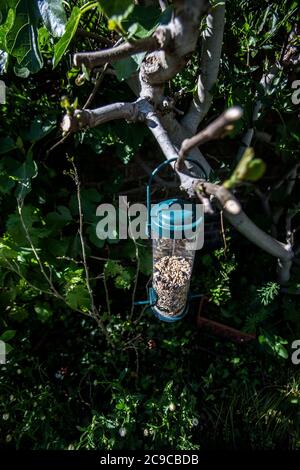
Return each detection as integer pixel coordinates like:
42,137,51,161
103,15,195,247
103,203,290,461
177,106,243,169
182,1,226,133
141,102,211,194
61,101,145,133
139,0,209,102
74,35,163,69
195,181,294,283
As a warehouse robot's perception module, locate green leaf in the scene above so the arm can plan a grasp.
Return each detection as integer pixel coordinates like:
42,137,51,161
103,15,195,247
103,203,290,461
0,329,16,342
243,159,266,182
6,0,43,74
45,205,72,230
0,7,15,50
9,306,29,322
37,0,67,37
34,303,52,322
100,0,134,21
65,284,90,311
259,332,289,360
0,137,17,155
21,117,56,142
0,241,18,259
6,205,50,246
100,0,134,33
14,153,38,201
113,56,138,81
53,6,81,68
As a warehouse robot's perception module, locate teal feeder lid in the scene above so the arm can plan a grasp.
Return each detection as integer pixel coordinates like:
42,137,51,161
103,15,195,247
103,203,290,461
150,198,203,239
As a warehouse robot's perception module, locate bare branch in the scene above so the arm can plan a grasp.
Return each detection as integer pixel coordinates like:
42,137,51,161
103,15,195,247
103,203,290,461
182,1,226,133
61,101,145,134
142,104,210,194
159,0,168,11
83,63,108,109
195,181,294,283
177,106,243,170
74,35,162,69
236,66,279,160
70,159,110,339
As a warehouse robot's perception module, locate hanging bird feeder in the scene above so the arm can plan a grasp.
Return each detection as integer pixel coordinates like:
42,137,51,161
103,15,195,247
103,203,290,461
137,157,207,322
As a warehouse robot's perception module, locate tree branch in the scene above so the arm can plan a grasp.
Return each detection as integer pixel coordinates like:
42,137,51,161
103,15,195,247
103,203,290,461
158,0,168,11
194,181,294,283
74,35,162,69
177,106,243,170
236,65,279,160
61,101,145,133
181,1,226,133
139,0,209,102
142,102,210,194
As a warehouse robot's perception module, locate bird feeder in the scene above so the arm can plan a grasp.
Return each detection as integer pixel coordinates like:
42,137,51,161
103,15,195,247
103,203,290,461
145,157,207,322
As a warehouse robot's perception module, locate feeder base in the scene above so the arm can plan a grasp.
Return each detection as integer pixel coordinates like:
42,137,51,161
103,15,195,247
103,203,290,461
151,304,189,323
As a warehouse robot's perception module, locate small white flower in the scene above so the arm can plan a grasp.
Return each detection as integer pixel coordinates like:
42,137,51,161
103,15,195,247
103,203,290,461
192,418,199,427
17,369,22,375
143,429,149,437
68,444,75,450
168,403,176,412
2,413,9,421
9,395,14,402
6,434,12,443
119,427,127,437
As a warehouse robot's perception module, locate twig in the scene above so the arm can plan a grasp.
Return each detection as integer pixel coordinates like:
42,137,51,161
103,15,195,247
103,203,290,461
46,132,71,157
17,201,64,300
220,210,227,257
103,273,111,317
236,66,279,161
177,106,243,170
4,258,53,296
83,63,108,109
70,159,109,338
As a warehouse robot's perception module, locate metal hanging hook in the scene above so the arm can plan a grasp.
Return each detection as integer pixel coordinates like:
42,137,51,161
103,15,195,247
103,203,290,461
146,157,208,237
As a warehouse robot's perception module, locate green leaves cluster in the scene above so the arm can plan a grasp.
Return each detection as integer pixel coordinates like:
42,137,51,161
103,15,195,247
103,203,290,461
104,260,134,290
0,0,67,75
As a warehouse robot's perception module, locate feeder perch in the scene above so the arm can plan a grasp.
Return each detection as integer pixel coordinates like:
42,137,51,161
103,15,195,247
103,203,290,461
145,157,207,322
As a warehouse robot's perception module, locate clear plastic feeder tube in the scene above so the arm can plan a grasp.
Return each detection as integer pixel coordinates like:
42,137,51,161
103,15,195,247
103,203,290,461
152,237,196,318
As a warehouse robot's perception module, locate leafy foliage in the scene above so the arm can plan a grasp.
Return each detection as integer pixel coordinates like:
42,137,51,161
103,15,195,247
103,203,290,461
0,0,300,452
